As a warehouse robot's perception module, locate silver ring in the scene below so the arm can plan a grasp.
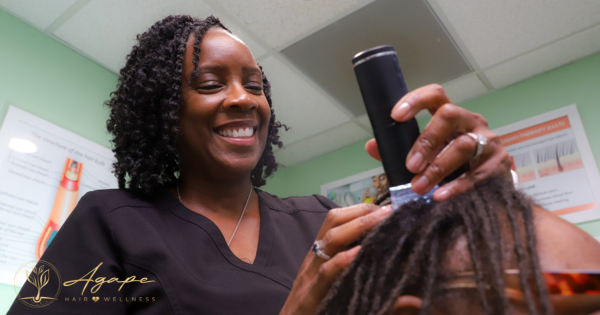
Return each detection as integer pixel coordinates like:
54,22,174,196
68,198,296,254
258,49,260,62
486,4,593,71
466,133,487,159
312,240,331,260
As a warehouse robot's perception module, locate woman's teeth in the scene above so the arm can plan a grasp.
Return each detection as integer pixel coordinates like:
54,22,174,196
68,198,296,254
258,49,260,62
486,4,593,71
218,128,254,138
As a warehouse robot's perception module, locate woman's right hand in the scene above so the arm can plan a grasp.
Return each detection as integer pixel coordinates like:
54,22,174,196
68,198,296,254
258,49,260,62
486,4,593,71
279,203,393,315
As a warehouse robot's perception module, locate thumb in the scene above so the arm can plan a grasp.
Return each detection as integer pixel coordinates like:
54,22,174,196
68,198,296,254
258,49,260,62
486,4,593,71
365,139,382,161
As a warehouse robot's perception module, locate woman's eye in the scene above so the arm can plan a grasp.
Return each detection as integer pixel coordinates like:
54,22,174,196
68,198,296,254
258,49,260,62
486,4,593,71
245,83,263,92
197,83,222,91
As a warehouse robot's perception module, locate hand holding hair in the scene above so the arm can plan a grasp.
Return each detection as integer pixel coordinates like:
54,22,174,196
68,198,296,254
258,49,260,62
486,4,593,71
282,85,513,314
279,203,393,315
365,84,512,201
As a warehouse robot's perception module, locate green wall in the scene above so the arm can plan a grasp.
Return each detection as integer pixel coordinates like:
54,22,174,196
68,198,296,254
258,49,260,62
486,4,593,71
263,52,600,237
0,9,117,147
0,9,118,313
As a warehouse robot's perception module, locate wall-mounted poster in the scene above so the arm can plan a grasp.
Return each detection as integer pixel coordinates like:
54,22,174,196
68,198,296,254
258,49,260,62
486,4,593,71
493,104,600,224
321,166,389,207
0,106,117,285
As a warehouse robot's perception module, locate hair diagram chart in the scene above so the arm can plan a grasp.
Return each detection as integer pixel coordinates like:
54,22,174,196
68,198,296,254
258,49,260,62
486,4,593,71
0,107,117,285
535,139,582,178
513,152,536,183
494,105,600,224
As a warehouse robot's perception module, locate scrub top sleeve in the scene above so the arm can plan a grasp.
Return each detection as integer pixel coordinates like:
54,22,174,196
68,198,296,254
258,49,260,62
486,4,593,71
8,191,127,315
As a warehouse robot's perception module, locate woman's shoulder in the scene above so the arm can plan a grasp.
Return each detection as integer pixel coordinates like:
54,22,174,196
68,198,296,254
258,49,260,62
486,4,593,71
66,189,171,228
256,189,339,215
79,188,166,212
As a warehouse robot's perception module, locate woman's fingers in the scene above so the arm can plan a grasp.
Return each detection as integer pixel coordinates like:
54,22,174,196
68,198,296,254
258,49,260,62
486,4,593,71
280,204,393,315
391,84,451,122
317,206,393,256
362,83,513,203
433,135,512,200
317,203,380,237
405,104,480,174
311,246,362,300
365,138,382,161
410,133,479,195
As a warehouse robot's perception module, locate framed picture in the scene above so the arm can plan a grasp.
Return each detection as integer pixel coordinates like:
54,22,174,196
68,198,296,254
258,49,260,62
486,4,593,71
321,166,388,207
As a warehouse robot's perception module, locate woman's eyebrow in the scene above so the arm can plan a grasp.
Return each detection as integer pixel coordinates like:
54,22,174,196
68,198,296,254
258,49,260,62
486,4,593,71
243,66,262,76
196,65,227,73
194,65,261,76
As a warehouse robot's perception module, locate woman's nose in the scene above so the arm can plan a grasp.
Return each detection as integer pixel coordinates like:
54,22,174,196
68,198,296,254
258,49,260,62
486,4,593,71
224,84,258,111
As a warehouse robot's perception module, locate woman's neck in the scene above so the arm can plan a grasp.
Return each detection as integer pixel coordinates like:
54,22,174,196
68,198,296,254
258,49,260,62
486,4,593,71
175,171,254,217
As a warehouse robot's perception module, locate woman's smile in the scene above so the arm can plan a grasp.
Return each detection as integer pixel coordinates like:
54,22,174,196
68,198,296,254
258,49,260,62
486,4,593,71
215,121,258,144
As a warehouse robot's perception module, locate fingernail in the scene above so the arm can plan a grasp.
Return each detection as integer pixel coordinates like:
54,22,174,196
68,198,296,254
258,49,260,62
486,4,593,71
407,152,424,172
381,205,393,213
348,246,361,258
413,176,429,192
392,102,411,121
435,188,450,201
375,206,393,219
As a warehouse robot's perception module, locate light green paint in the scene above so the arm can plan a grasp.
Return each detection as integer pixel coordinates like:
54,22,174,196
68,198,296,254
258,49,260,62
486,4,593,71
0,9,117,147
0,9,118,313
263,52,600,238
263,140,380,198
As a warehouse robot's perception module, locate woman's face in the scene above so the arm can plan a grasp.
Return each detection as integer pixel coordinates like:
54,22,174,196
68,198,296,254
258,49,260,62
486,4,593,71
372,174,388,195
178,28,270,180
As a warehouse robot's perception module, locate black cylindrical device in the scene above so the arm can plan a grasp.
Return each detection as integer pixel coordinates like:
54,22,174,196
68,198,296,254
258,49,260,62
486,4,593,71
352,45,418,187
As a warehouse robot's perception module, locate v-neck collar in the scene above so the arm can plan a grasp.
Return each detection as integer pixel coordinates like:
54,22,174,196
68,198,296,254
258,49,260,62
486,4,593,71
158,188,274,274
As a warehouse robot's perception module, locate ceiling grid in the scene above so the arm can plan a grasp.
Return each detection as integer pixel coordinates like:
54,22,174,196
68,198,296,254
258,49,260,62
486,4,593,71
1,0,599,167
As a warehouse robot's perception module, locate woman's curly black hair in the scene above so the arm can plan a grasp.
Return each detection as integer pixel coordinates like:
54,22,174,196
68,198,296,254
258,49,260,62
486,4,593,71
106,15,285,197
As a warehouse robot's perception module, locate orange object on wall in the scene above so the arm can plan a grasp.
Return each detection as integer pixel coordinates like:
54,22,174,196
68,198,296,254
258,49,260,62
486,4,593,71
36,158,82,259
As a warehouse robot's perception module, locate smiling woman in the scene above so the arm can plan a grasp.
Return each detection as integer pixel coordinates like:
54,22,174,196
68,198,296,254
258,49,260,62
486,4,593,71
9,14,516,315
106,16,284,196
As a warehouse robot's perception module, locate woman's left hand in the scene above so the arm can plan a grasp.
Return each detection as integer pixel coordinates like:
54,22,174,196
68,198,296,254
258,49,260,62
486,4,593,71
365,84,512,201
279,203,393,315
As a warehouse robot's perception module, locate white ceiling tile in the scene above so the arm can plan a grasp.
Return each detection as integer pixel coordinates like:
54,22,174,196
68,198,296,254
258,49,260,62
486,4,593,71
355,114,372,132
275,122,371,167
442,75,489,105
0,0,77,30
485,23,600,89
432,0,600,68
214,0,374,48
53,0,266,73
225,25,268,59
260,56,351,145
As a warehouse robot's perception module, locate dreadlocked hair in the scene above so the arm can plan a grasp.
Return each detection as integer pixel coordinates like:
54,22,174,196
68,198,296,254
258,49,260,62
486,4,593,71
319,177,553,315
106,15,286,197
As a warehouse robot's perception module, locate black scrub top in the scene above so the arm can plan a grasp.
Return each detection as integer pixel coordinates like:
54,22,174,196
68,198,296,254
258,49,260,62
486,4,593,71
8,188,337,314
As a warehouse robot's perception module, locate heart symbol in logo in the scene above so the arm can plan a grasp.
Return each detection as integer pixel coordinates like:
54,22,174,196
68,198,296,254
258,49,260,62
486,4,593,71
92,297,99,302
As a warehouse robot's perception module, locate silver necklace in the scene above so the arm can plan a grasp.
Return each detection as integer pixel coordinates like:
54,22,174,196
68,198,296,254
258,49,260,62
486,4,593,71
177,185,253,246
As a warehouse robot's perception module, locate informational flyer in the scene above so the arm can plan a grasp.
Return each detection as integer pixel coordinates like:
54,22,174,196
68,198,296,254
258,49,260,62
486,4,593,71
493,104,600,224
0,106,117,285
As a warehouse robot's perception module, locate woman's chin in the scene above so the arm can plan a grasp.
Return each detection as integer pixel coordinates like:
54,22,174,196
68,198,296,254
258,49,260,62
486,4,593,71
215,159,261,179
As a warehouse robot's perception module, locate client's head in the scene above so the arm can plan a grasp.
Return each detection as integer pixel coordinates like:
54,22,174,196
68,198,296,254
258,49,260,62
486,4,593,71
320,177,556,315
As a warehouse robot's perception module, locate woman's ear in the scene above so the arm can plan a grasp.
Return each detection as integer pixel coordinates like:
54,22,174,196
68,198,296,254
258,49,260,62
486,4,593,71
388,295,422,315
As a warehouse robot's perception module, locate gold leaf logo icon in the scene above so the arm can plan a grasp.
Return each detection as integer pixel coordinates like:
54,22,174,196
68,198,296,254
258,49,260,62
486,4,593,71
15,260,62,308
92,296,99,302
